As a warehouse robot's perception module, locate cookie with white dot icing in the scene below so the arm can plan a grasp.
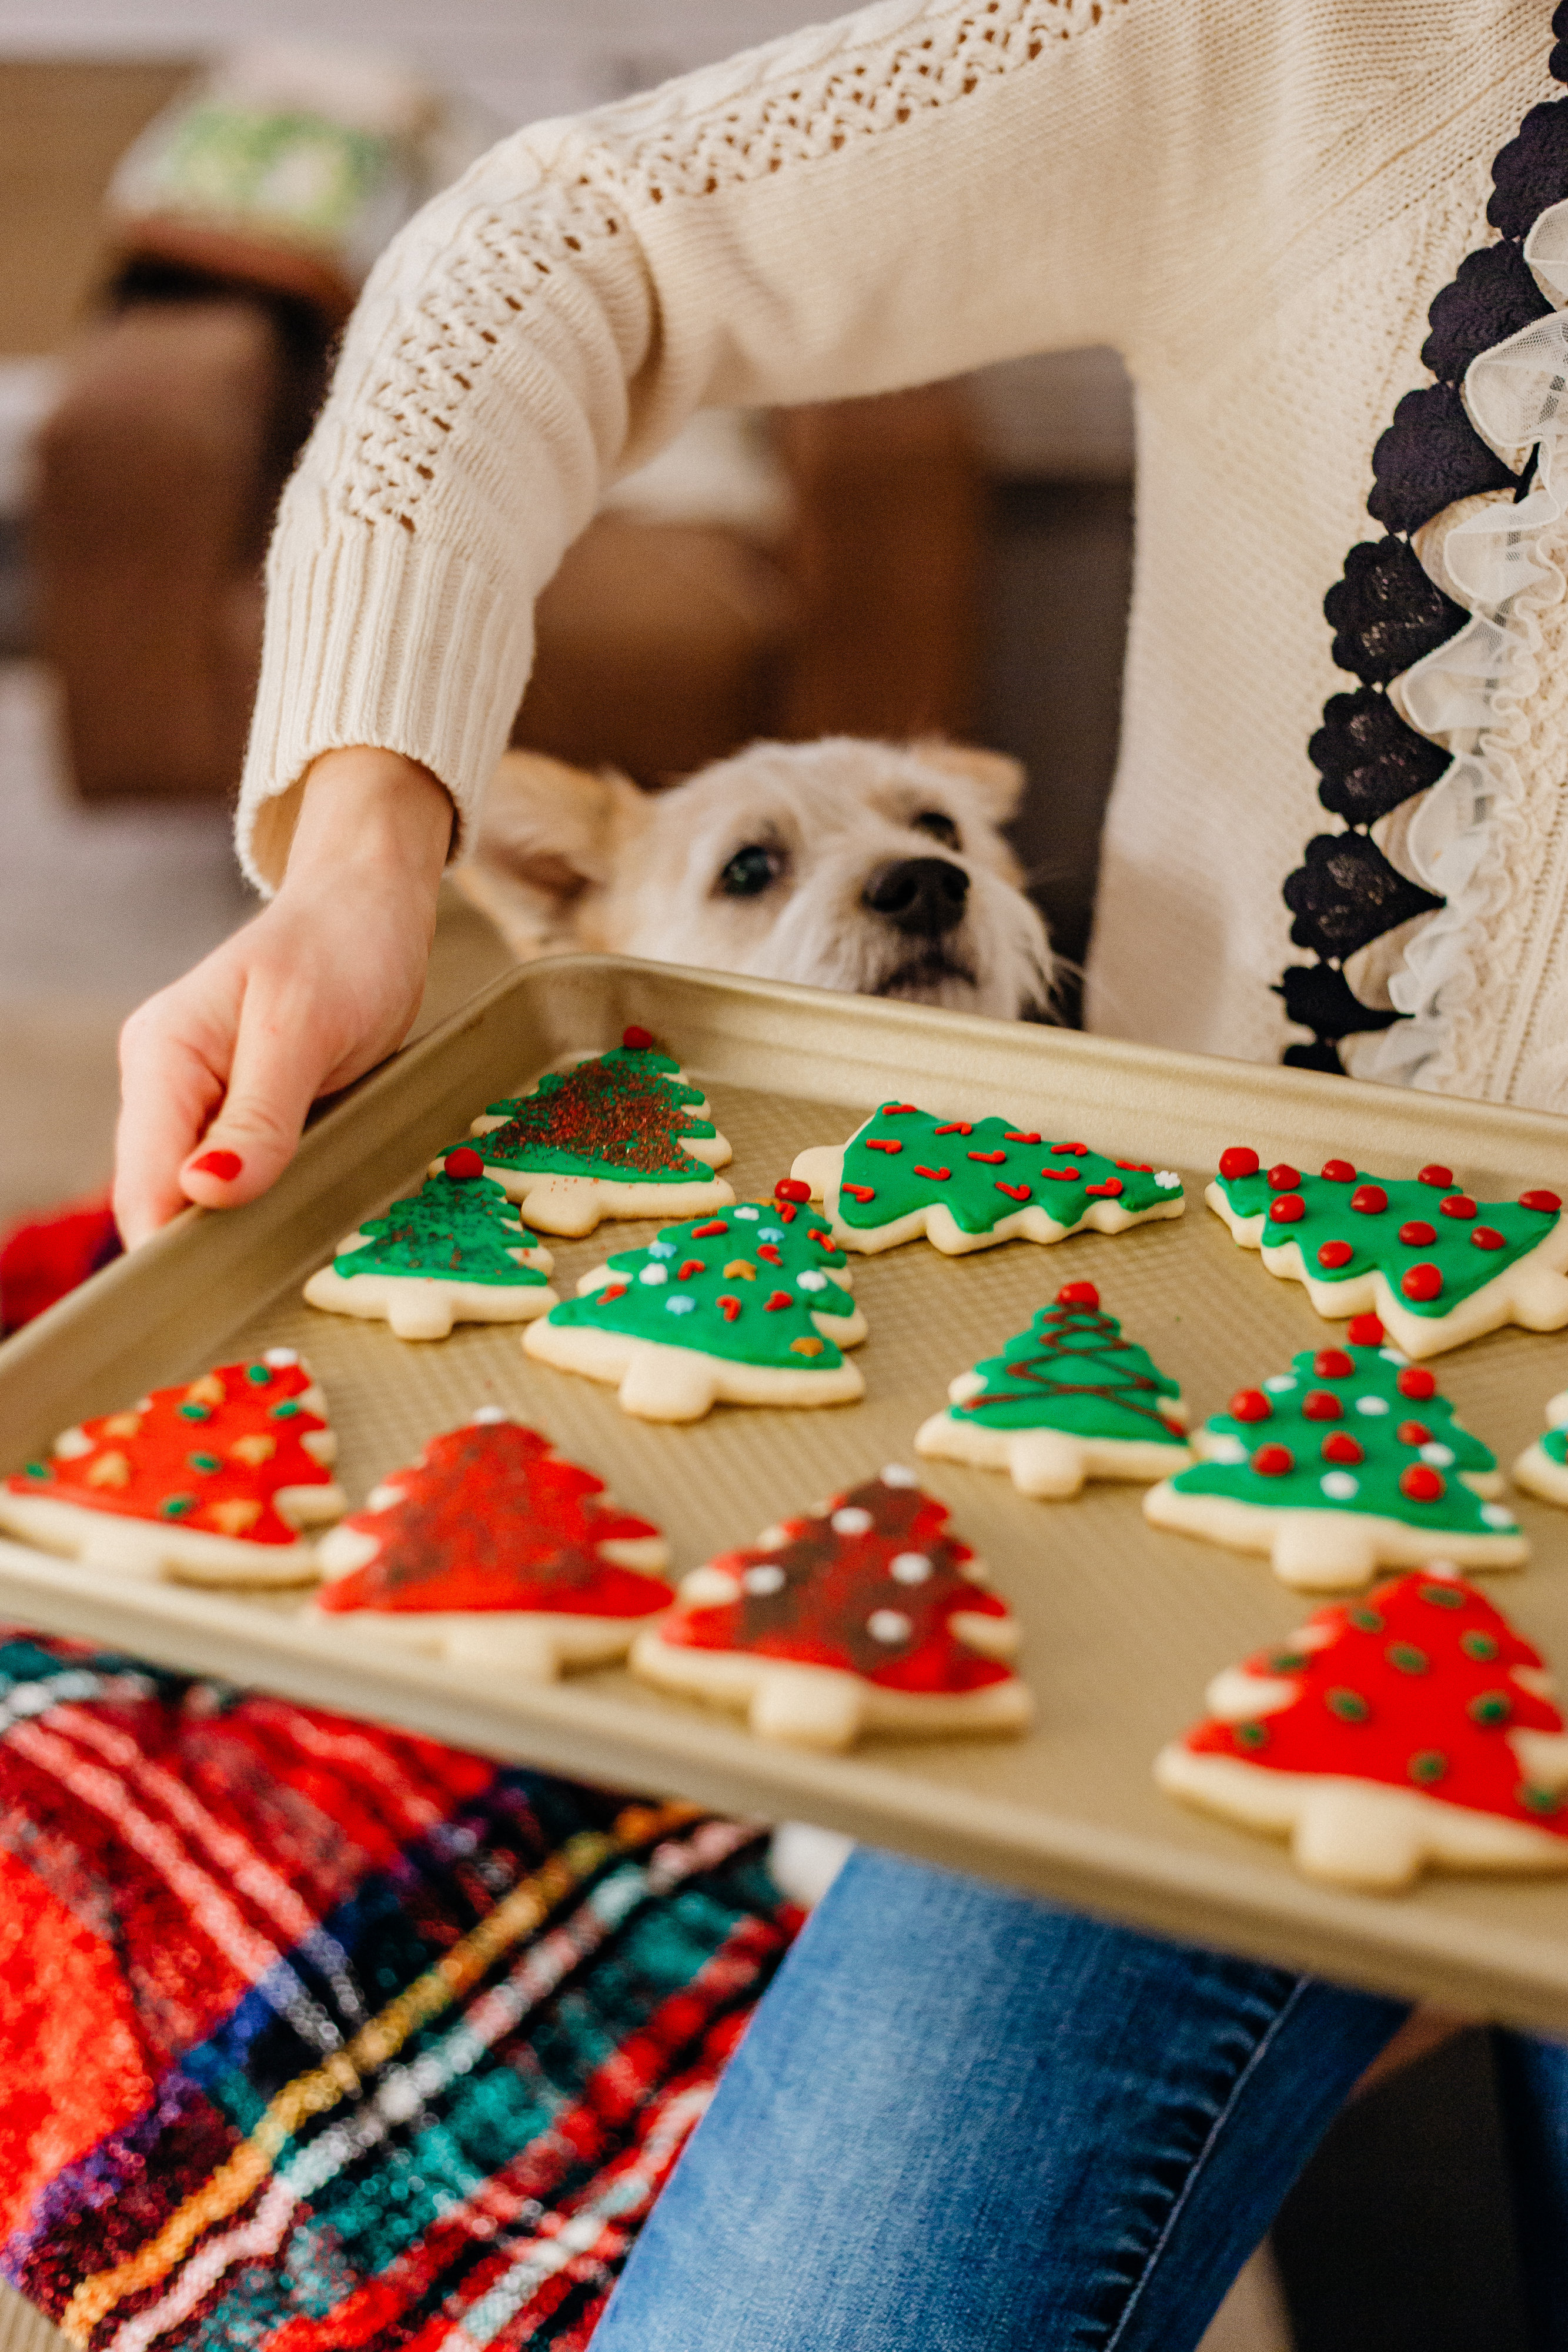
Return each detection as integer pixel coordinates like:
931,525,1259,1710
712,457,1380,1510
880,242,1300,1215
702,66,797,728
523,1184,867,1421
629,1466,1029,1749
1514,1389,1568,1509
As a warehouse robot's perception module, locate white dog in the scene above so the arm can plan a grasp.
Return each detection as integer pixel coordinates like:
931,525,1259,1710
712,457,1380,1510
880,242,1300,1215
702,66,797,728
458,736,1052,1021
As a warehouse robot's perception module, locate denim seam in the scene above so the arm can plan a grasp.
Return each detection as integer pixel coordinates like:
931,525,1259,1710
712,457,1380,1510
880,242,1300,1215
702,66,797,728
1100,1976,1311,2352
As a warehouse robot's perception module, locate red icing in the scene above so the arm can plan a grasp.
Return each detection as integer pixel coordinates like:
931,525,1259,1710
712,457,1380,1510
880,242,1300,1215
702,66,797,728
1399,1221,1436,1246
1398,1367,1437,1400
1417,1164,1454,1188
621,1025,654,1051
677,1258,706,1280
719,1295,741,1322
1219,1147,1259,1180
656,1474,1014,1694
764,1290,791,1311
774,1180,812,1204
1352,1185,1388,1215
600,1281,629,1302
934,1122,972,1137
810,1231,841,1252
691,1219,729,1237
1269,1195,1305,1224
1041,1167,1079,1182
1402,1263,1443,1302
1313,1349,1355,1378
7,1358,335,1546
1318,1240,1353,1269
995,1181,1031,1202
1185,1575,1568,1836
1399,1463,1446,1503
866,1138,903,1155
1267,1163,1301,1191
1321,1159,1356,1183
1085,1178,1124,1199
1053,1142,1089,1157
842,1183,875,1203
968,1151,1007,1165
756,1244,783,1266
1302,1390,1343,1421
316,1422,671,1619
1253,1443,1295,1476
881,1104,918,1115
1007,1132,1043,1144
1440,1194,1477,1220
1057,1281,1100,1308
1397,1419,1432,1446
1346,1313,1386,1346
914,1165,952,1181
1472,1226,1506,1250
1322,1432,1365,1465
1521,1190,1563,1214
1231,1389,1271,1422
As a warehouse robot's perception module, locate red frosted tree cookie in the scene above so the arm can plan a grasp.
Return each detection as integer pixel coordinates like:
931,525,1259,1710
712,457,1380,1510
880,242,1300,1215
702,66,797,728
312,1412,673,1678
630,1465,1029,1749
0,1350,344,1585
1155,1571,1568,1888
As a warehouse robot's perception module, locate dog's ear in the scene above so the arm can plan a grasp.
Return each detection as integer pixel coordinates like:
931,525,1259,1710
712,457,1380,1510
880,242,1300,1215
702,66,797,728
909,740,1027,823
474,751,648,892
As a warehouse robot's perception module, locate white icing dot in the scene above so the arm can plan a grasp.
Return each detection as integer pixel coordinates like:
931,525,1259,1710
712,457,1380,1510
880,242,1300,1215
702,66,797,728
263,1347,300,1368
1378,1346,1410,1366
743,1563,787,1596
1264,1375,1298,1394
758,1225,784,1242
1206,1435,1248,1465
1482,1504,1519,1529
734,1205,760,1221
891,1551,932,1584
1419,1442,1455,1467
647,1240,676,1259
666,1295,696,1315
1320,1471,1360,1500
638,1265,669,1286
831,1505,874,1536
867,1609,912,1645
1355,1395,1390,1416
470,1405,510,1424
880,1464,919,1487
1155,1170,1182,1188
796,1269,828,1292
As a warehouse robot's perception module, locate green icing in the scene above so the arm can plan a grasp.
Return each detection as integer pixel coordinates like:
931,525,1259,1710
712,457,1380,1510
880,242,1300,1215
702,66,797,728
1543,1426,1568,1469
336,1171,547,1289
1213,1161,1560,1318
835,1102,1182,1235
1170,1339,1516,1539
459,1046,719,1185
546,1201,856,1369
945,1294,1186,1444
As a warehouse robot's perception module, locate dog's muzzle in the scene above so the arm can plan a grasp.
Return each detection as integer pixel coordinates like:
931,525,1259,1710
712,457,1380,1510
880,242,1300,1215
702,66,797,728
861,857,969,939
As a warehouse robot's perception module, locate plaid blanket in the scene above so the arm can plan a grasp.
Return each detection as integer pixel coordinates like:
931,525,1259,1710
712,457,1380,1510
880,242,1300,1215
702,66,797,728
0,1627,795,2350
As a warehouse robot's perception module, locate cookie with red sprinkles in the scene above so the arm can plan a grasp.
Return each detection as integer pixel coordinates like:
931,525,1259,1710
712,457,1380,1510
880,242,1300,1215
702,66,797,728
312,1413,672,1678
630,1466,1029,1749
0,1351,344,1585
1206,1148,1568,1357
1155,1572,1568,1889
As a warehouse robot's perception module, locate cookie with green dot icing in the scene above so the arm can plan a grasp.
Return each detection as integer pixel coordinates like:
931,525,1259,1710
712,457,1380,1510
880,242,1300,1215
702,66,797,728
916,1281,1192,1496
0,1351,344,1585
1143,1318,1524,1591
1207,1147,1568,1358
1155,1572,1568,1890
433,1025,734,1237
790,1102,1184,1255
1513,1389,1568,1509
304,1161,557,1339
523,1181,868,1420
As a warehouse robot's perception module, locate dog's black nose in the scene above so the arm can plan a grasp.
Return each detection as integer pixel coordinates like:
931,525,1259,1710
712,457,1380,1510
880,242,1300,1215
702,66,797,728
862,857,969,938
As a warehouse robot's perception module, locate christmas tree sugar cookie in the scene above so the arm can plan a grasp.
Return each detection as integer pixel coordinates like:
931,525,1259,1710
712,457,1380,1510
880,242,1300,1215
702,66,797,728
1514,1391,1568,1509
915,1281,1192,1496
790,1101,1183,1255
1144,1322,1523,1591
1155,1572,1568,1890
312,1412,672,1678
630,1465,1029,1749
1207,1147,1568,1358
523,1181,868,1421
433,1025,734,1237
0,1350,344,1585
303,1158,557,1339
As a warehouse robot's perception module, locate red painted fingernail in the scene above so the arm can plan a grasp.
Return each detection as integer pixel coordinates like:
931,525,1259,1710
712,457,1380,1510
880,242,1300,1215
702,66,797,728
190,1149,243,1181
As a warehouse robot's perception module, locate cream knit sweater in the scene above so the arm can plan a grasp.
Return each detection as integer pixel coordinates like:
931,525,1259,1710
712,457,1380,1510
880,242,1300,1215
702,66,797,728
239,0,1560,1097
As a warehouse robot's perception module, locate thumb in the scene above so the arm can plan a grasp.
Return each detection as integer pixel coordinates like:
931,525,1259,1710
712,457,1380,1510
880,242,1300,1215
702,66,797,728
178,987,332,1211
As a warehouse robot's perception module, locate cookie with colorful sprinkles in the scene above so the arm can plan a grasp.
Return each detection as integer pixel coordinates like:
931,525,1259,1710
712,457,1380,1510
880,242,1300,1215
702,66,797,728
312,1412,673,1678
0,1351,344,1585
303,1158,557,1338
1143,1320,1523,1591
1513,1390,1568,1510
629,1465,1029,1749
1206,1147,1568,1358
1155,1572,1568,1890
790,1102,1183,1255
916,1281,1192,1496
433,1026,734,1237
523,1181,867,1420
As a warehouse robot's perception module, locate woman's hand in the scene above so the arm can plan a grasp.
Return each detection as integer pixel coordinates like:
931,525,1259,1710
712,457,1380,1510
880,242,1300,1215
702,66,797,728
113,749,454,1248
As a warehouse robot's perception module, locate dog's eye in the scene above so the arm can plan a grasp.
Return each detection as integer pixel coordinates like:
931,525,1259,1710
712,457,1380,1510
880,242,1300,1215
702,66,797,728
717,844,783,897
912,809,960,848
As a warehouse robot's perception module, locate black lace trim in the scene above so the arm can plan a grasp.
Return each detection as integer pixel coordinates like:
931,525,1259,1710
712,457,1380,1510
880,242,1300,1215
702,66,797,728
1278,40,1568,1073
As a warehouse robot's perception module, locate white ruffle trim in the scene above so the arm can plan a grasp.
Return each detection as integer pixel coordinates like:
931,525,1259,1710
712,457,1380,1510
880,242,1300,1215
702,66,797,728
1347,201,1568,1090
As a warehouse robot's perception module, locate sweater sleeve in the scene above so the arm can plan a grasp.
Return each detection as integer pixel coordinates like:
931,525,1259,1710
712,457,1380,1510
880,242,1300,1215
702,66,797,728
236,0,1211,885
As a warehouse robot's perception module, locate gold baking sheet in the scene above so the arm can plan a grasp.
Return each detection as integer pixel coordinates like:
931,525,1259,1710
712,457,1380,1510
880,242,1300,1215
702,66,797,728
2,954,1568,2030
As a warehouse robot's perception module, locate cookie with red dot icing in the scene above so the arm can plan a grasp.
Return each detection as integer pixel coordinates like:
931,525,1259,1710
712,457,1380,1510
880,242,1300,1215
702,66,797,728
1514,1389,1568,1510
1207,1148,1568,1358
1155,1572,1568,1889
433,1028,734,1236
312,1413,672,1678
790,1102,1183,1256
916,1282,1192,1496
0,1352,345,1585
629,1466,1029,1749
1143,1327,1523,1590
304,1164,557,1339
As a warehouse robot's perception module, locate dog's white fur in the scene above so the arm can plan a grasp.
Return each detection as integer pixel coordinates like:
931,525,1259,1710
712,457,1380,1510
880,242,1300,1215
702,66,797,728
459,737,1052,1021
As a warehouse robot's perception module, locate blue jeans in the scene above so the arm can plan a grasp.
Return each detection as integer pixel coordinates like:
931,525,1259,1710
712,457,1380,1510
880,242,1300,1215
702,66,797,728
596,1847,1568,2350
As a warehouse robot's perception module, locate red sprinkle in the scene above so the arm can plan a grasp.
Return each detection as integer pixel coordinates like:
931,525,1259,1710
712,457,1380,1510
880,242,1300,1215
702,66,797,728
1397,1367,1437,1400
881,1103,918,1115
1057,1281,1100,1308
1346,1313,1386,1347
1440,1194,1477,1220
1400,1464,1446,1502
1302,1390,1343,1421
1322,1432,1365,1466
600,1282,628,1302
1085,1178,1124,1198
1352,1185,1388,1215
757,1244,783,1266
1115,1160,1153,1172
842,1183,875,1203
1052,1141,1089,1157
968,1151,1007,1165
1040,1167,1081,1182
1321,1159,1356,1182
774,1180,812,1204
1268,1163,1301,1191
1268,1194,1305,1224
1398,1419,1433,1447
866,1138,903,1155
1006,1131,1042,1144
1522,1190,1563,1214
1399,1221,1436,1246
1471,1226,1505,1251
934,1122,972,1137
677,1259,706,1280
1402,1263,1443,1302
811,1231,840,1252
764,1290,791,1312
443,1147,483,1182
692,1219,729,1235
1314,1349,1355,1378
1218,1147,1259,1180
622,1025,654,1050
1230,1389,1272,1423
719,1295,741,1322
1417,1164,1453,1188
1318,1240,1354,1269
1253,1443,1295,1477
778,1201,798,1223
914,1165,951,1181
995,1181,1032,1202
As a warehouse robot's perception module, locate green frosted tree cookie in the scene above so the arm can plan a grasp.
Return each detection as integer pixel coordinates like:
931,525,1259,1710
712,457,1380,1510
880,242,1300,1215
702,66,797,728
917,1280,1192,1497
1207,1145,1568,1358
523,1181,868,1421
791,1100,1184,1255
1514,1389,1568,1509
305,1158,557,1340
433,1025,735,1236
1144,1317,1524,1591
